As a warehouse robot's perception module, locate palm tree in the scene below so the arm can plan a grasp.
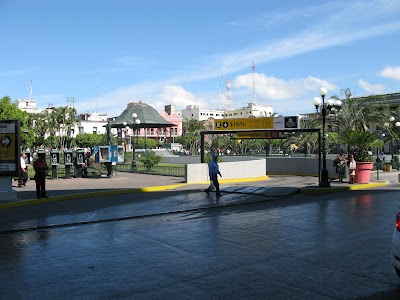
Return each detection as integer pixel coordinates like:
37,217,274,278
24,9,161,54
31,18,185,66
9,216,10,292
180,118,205,155
50,106,80,151
331,88,392,133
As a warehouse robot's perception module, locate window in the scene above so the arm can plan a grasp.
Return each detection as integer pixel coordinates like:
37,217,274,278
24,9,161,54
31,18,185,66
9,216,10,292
79,127,84,134
93,127,97,134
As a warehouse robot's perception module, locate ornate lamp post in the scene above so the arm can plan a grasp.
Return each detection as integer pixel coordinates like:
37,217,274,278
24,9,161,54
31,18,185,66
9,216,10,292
384,116,400,155
128,113,141,171
313,87,342,187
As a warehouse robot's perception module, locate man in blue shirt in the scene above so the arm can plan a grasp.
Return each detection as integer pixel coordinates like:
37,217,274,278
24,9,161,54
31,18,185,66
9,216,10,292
204,153,222,196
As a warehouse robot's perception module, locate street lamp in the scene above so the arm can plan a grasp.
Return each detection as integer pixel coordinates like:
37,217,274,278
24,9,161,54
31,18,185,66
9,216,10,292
384,116,400,156
128,113,141,171
313,87,342,187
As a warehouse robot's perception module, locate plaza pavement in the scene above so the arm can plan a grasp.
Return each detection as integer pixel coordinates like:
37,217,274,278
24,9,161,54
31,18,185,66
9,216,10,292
0,168,396,210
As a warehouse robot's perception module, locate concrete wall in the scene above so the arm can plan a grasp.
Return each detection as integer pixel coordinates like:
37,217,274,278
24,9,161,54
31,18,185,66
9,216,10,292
184,156,338,183
267,157,336,176
265,156,337,177
185,159,266,183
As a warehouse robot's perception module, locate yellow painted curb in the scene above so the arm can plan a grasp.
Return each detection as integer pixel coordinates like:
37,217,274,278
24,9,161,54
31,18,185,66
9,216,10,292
0,183,189,210
194,175,269,186
300,181,388,195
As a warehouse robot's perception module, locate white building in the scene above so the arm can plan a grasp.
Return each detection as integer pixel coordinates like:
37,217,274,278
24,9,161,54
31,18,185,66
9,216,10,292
16,99,42,114
223,102,274,119
181,105,225,121
16,99,108,137
75,112,108,137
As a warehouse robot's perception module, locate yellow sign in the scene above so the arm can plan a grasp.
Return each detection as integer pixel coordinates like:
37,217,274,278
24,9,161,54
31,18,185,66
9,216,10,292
214,117,274,130
235,131,284,139
0,133,16,161
235,131,272,139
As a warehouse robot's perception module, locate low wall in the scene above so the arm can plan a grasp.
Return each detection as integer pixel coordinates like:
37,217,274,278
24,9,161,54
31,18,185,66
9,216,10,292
185,156,338,183
185,158,266,183
265,156,337,177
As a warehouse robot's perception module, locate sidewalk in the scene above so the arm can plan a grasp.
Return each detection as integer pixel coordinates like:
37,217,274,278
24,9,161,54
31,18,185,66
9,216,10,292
1,169,396,209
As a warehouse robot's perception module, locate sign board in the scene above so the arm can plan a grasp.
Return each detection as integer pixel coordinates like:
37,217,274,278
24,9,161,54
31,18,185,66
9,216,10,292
0,120,20,176
214,116,299,131
235,131,287,139
214,117,274,131
273,116,299,129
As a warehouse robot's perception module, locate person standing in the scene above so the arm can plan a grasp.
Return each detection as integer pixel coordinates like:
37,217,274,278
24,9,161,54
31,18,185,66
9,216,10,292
18,153,28,187
335,150,347,182
33,153,49,199
204,153,222,197
348,153,356,184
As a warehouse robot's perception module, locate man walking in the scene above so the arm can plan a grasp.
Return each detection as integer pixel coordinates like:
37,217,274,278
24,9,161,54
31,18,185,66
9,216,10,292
204,153,222,197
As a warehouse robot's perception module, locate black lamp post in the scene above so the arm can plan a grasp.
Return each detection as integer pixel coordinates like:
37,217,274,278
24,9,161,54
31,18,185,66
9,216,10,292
128,113,141,171
313,87,342,187
385,116,400,155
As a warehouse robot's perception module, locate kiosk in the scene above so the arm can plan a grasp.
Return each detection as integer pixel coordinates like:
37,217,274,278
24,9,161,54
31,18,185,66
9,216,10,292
75,148,85,178
50,149,59,179
94,146,113,177
64,150,73,179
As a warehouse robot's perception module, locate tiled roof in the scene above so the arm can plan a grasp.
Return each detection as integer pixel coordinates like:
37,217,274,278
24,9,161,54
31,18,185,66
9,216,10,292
109,102,176,128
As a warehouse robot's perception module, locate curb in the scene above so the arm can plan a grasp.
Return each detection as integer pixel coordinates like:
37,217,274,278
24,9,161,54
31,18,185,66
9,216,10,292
300,181,389,195
0,176,270,210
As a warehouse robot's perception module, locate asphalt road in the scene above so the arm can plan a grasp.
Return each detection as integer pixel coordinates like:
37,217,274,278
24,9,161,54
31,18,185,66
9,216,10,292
1,184,400,299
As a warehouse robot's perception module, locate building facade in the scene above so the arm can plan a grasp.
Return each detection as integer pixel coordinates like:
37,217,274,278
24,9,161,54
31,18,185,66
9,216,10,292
181,105,225,121
223,102,274,119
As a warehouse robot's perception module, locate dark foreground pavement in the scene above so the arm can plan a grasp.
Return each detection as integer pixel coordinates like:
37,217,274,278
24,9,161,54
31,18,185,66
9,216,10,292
0,171,400,299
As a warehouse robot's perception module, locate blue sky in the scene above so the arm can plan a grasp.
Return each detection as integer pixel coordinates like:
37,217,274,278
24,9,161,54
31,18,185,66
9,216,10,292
1,0,400,117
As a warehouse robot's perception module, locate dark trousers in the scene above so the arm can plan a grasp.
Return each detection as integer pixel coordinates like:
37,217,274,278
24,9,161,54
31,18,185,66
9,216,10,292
19,170,28,186
205,174,220,194
35,176,47,197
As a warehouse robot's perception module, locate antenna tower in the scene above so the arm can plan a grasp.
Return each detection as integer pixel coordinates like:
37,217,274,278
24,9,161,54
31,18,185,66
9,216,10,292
226,78,232,110
67,97,76,108
216,73,220,108
252,60,256,102
30,80,33,100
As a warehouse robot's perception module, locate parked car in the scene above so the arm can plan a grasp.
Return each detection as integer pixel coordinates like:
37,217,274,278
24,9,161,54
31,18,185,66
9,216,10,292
391,208,400,276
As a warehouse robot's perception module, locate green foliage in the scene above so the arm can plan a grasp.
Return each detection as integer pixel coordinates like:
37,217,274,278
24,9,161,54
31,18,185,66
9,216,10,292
76,133,104,150
138,151,162,170
179,118,206,155
204,153,222,163
342,131,383,162
0,96,28,121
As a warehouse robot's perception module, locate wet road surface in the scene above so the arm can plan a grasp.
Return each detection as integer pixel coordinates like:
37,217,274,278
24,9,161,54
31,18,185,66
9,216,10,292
1,186,400,299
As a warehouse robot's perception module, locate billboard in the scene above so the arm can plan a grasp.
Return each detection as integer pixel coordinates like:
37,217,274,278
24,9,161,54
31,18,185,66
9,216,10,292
0,120,20,176
214,116,299,131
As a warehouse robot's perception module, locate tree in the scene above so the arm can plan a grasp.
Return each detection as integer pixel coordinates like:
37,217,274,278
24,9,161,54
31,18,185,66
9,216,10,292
49,106,81,151
26,111,51,151
178,118,205,155
331,88,392,133
75,133,104,152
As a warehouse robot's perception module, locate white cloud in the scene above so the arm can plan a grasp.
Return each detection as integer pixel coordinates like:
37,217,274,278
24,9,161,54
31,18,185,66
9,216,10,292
358,79,385,94
232,73,337,100
379,66,400,80
158,85,204,109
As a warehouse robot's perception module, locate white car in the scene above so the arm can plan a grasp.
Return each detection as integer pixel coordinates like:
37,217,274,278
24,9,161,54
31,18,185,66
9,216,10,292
391,209,400,276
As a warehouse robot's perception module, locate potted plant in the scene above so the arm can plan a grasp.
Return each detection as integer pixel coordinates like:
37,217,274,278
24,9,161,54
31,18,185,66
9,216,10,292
342,131,383,183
